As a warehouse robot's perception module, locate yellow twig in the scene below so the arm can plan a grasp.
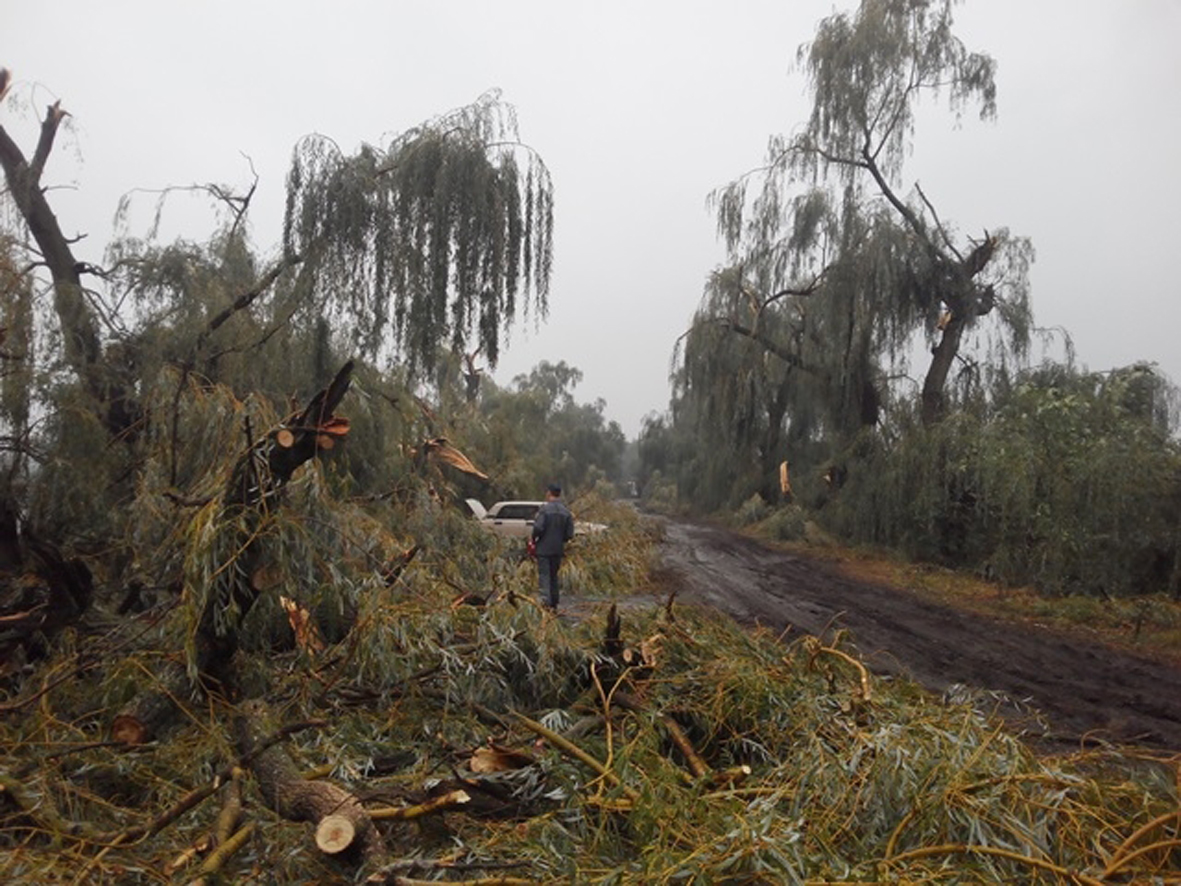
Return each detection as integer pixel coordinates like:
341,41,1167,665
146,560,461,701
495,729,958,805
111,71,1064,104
513,712,638,802
1106,808,1180,868
1103,838,1181,878
368,790,471,821
801,640,872,702
882,843,1104,886
884,806,918,859
189,821,255,884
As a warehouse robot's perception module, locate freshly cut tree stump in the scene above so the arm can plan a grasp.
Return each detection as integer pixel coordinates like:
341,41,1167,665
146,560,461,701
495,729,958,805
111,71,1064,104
315,814,355,854
234,699,383,862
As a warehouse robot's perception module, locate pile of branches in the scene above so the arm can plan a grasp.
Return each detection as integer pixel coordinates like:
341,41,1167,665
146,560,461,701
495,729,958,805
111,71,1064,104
3,595,1179,882
0,373,1177,884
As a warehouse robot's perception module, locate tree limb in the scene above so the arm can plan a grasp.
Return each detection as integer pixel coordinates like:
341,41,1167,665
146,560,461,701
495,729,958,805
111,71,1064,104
916,182,964,263
200,253,303,344
755,270,826,321
29,101,67,186
860,145,930,250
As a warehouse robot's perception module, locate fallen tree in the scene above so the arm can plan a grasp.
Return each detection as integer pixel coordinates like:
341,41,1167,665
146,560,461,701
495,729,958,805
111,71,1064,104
111,361,354,746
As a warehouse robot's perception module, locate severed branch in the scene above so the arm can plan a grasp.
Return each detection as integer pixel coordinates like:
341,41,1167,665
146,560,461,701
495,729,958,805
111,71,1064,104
661,715,710,780
367,789,471,821
514,713,638,802
187,821,255,886
235,699,384,862
102,717,328,846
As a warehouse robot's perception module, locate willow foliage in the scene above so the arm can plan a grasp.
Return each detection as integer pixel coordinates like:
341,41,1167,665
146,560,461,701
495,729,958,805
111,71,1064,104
669,0,1035,512
283,91,553,377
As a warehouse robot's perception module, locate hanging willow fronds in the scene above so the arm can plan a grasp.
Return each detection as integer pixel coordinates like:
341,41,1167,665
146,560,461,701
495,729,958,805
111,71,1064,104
283,90,553,378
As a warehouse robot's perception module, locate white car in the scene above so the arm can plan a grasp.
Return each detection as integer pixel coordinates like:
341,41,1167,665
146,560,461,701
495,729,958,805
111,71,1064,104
466,499,606,539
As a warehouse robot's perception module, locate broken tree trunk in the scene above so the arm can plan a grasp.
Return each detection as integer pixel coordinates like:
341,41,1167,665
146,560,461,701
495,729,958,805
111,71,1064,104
197,358,354,673
111,362,354,743
0,89,139,438
234,699,383,863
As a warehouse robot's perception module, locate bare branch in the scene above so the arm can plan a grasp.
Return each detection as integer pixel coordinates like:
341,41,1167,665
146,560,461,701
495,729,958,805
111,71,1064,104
29,101,67,186
915,182,965,263
860,145,932,252
756,270,827,319
199,253,303,344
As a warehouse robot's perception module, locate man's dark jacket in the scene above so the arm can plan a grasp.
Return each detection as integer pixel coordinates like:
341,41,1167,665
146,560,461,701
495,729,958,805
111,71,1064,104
532,500,575,556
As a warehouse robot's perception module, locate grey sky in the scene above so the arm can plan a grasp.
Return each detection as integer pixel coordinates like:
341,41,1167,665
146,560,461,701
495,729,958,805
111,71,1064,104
5,1,1180,436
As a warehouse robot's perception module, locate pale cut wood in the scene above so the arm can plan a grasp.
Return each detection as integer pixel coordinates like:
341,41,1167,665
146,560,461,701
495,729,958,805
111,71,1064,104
315,813,356,854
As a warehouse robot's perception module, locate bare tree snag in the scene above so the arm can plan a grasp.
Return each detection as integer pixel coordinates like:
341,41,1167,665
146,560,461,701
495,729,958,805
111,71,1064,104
602,602,623,657
235,699,384,863
0,91,138,436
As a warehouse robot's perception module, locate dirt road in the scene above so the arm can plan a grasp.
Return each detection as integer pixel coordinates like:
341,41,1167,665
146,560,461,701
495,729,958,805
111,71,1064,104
655,518,1181,750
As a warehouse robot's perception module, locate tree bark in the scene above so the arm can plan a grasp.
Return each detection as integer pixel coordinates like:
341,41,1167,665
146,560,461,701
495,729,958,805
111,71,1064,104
919,237,998,424
0,103,137,437
194,360,353,673
234,699,383,863
920,312,967,425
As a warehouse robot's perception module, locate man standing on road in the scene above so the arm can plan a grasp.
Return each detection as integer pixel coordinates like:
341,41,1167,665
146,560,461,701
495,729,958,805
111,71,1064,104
532,483,575,611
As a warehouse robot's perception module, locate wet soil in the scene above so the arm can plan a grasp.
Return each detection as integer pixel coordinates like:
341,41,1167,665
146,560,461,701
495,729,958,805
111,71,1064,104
654,517,1181,751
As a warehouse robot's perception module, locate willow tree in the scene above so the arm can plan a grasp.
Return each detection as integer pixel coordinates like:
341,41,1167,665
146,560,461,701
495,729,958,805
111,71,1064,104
283,90,553,379
700,0,1033,433
676,189,904,507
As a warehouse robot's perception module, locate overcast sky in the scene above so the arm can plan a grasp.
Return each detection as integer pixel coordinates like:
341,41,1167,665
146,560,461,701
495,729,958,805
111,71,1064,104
5,1,1180,436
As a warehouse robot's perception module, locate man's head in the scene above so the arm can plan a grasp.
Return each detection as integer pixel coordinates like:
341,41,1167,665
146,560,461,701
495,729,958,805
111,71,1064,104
545,483,562,500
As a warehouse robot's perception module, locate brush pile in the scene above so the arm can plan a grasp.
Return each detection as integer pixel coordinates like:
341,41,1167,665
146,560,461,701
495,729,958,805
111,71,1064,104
0,378,1177,884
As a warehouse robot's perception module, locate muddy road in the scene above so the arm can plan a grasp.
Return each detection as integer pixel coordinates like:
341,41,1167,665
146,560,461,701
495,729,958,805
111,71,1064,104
655,518,1181,750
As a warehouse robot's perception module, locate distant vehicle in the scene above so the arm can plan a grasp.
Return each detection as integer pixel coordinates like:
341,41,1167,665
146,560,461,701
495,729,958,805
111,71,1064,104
466,499,607,539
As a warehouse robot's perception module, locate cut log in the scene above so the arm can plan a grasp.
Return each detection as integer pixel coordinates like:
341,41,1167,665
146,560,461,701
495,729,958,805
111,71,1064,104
111,659,188,745
315,814,355,854
234,699,383,863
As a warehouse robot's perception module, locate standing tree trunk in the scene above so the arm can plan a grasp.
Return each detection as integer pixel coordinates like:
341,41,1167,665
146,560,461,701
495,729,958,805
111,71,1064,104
920,312,967,425
918,237,997,425
0,95,138,437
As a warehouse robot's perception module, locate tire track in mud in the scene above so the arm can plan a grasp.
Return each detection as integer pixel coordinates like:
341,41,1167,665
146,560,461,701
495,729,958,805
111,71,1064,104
658,518,1181,750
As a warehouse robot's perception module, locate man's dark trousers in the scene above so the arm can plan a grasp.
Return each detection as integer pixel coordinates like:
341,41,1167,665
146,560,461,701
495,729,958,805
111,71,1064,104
538,555,562,609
